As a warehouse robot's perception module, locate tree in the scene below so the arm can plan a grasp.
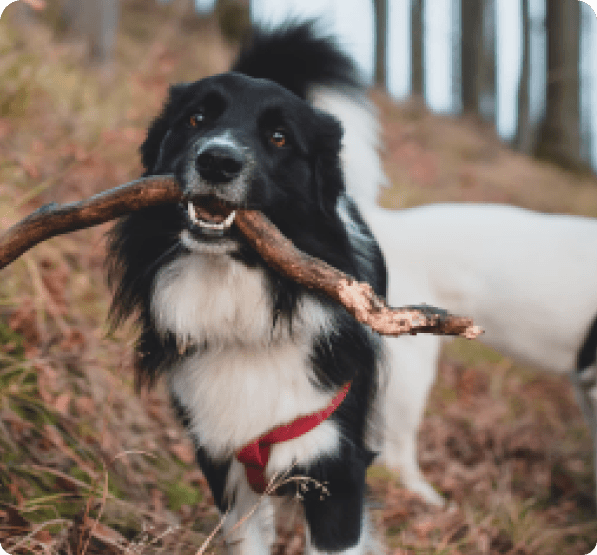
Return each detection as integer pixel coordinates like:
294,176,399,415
460,0,483,114
215,0,252,43
451,0,461,111
514,0,533,153
411,0,424,99
11,0,119,65
52,0,119,64
82,0,119,63
535,0,582,168
373,0,388,88
479,0,496,123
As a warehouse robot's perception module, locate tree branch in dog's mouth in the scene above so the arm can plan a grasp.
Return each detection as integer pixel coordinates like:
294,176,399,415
0,175,483,340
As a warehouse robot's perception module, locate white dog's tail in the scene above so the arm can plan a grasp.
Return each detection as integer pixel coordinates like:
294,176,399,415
309,87,387,208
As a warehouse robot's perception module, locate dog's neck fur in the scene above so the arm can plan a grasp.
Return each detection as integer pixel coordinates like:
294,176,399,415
151,250,331,349
150,250,340,463
152,252,275,349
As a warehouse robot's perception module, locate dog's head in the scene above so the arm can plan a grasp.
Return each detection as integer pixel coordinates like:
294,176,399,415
141,72,344,252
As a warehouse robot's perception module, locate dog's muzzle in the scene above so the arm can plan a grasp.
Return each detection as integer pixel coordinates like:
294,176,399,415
195,143,245,185
181,139,252,240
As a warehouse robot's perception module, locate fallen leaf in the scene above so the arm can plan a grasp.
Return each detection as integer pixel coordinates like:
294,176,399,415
75,396,95,415
34,529,52,543
170,442,195,464
53,391,71,415
8,482,24,507
150,488,164,512
91,521,128,546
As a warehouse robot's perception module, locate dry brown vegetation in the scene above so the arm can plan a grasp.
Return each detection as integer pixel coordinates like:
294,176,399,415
1,1,597,553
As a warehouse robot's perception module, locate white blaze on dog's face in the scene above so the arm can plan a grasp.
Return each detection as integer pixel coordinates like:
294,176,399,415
140,73,345,254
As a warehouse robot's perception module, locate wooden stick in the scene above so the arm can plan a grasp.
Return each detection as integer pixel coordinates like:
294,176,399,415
0,175,482,339
0,176,181,269
235,211,482,339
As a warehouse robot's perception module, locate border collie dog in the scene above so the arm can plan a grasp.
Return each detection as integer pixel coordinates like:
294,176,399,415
107,23,390,554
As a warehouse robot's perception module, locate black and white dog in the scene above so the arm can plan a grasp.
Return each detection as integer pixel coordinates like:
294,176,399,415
107,23,392,553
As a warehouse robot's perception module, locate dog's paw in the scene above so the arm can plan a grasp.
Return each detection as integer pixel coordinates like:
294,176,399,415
405,477,446,507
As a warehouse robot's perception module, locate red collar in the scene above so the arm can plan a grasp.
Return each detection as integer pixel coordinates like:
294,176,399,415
236,382,351,493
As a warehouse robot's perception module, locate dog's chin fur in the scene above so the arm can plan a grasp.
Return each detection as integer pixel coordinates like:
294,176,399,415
180,229,239,255
107,22,391,553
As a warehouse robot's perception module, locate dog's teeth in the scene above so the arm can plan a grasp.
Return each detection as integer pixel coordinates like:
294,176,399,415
196,210,237,230
188,200,236,231
188,201,197,223
222,210,236,229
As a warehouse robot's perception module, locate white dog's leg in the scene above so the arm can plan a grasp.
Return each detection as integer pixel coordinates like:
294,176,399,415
378,335,445,506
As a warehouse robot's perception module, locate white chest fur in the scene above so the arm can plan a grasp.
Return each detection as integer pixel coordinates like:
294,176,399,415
151,254,274,348
151,253,339,464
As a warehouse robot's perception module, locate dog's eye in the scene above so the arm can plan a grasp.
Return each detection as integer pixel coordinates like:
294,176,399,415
189,112,205,128
269,129,287,148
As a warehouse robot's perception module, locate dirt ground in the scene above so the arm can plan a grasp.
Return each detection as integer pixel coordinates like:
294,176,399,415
1,2,597,553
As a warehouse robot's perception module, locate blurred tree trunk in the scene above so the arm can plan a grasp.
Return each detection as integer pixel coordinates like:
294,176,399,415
579,2,592,163
17,0,120,66
514,0,533,153
479,0,496,123
460,0,483,114
216,0,252,42
451,0,460,111
535,0,581,168
82,0,119,63
61,0,82,31
52,0,119,63
411,0,424,99
373,0,388,88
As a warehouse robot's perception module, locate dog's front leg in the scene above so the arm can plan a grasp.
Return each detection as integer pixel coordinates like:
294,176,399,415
220,461,276,555
305,506,375,555
302,454,376,555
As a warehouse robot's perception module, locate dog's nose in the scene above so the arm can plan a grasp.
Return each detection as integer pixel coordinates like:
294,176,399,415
196,145,244,184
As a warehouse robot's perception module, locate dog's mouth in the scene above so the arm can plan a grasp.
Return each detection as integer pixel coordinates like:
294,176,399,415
184,196,237,238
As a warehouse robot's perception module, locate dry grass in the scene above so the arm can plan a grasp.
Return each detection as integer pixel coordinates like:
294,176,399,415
0,2,596,553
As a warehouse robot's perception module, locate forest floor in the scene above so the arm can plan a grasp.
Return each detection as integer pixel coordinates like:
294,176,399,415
1,1,597,554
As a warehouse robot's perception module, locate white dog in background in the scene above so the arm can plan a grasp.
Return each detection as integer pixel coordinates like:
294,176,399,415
362,202,597,504
316,89,597,506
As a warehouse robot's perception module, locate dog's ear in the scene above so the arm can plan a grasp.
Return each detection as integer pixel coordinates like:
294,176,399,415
140,83,189,174
312,111,344,216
